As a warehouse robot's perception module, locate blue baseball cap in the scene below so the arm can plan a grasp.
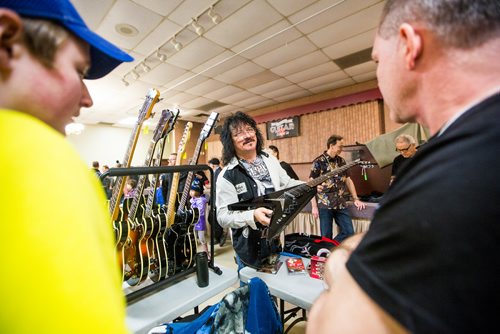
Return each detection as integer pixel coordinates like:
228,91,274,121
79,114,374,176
2,0,133,79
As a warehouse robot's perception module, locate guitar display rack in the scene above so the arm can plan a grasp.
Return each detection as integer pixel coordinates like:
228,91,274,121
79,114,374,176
101,164,223,305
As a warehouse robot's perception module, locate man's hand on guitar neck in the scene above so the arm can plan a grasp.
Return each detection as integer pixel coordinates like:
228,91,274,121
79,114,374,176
254,207,273,226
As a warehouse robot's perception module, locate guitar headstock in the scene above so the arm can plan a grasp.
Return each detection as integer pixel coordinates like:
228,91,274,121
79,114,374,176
175,122,193,164
356,160,377,168
138,88,160,123
199,112,219,141
166,109,180,136
152,110,173,142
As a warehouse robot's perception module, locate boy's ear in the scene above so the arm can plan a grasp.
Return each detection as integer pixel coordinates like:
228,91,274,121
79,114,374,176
0,9,23,70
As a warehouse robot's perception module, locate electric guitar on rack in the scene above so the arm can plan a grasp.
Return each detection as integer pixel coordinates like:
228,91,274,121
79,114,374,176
141,110,179,283
122,109,176,286
108,88,160,280
160,122,193,278
228,160,376,240
173,112,219,270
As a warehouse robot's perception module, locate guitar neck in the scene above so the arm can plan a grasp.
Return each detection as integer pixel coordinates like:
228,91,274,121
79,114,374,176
306,161,359,188
109,120,143,220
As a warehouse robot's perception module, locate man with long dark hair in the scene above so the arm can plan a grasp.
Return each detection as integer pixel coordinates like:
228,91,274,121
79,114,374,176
216,112,303,270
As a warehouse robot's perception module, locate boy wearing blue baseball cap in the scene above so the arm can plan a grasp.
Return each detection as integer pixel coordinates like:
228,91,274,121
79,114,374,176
0,1,132,332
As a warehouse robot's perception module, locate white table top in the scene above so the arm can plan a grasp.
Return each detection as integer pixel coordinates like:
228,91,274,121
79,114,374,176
239,257,325,310
125,264,238,334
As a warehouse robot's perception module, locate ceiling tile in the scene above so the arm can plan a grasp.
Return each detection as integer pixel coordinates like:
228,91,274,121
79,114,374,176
344,61,378,76
252,37,317,69
323,28,377,60
267,0,317,16
286,62,341,84
308,2,384,48
352,71,377,83
203,0,282,48
166,37,226,70
235,71,282,90
96,0,164,50
192,52,247,78
273,90,311,102
138,62,187,86
133,19,183,55
215,61,266,84
248,78,292,95
298,71,351,90
234,95,269,108
185,79,227,96
271,50,329,77
132,0,183,16
203,85,244,101
72,0,114,30
232,20,303,60
291,0,381,35
261,84,306,99
220,91,256,104
308,78,356,94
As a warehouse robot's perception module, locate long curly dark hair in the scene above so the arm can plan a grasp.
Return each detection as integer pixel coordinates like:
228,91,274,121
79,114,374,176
220,111,264,165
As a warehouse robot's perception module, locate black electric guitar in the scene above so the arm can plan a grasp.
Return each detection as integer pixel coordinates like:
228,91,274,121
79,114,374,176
228,160,376,240
144,110,179,282
173,112,219,271
109,88,160,280
161,122,193,278
122,109,175,286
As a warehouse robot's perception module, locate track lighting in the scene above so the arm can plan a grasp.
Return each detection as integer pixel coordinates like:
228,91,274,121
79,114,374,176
191,18,204,36
208,7,222,24
131,69,140,80
156,49,167,62
171,36,182,51
141,62,151,73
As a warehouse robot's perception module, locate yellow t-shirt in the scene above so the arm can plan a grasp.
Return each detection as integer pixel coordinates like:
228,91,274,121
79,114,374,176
0,110,129,333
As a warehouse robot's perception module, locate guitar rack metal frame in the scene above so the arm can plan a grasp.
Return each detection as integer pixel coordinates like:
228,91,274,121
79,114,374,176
101,164,222,305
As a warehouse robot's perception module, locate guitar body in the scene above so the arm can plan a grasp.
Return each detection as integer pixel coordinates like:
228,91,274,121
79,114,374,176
173,208,199,271
163,222,179,277
148,208,168,281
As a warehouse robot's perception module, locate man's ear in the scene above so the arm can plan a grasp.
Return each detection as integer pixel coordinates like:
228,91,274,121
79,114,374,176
399,23,423,70
0,9,23,70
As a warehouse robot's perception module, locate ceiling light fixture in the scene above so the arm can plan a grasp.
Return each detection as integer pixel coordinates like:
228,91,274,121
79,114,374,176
171,36,182,51
141,62,151,73
191,18,204,36
156,49,167,62
208,6,222,24
131,69,140,80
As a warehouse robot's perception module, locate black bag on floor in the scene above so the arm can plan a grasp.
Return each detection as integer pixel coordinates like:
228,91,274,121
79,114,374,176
284,233,339,258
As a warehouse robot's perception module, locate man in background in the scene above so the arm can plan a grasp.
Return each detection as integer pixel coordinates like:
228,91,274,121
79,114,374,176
308,1,500,333
390,134,417,185
0,0,132,332
309,135,365,243
207,157,226,246
268,145,299,180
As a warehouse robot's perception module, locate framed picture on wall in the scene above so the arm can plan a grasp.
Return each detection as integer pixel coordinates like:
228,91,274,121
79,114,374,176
266,116,300,140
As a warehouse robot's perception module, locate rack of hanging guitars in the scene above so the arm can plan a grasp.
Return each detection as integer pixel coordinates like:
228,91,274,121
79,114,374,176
101,164,222,305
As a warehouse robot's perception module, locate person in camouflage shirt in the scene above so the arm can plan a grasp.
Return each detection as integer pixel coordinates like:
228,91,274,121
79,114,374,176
309,135,365,242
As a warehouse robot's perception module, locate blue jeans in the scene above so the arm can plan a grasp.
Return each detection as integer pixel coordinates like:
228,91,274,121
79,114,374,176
319,207,354,243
